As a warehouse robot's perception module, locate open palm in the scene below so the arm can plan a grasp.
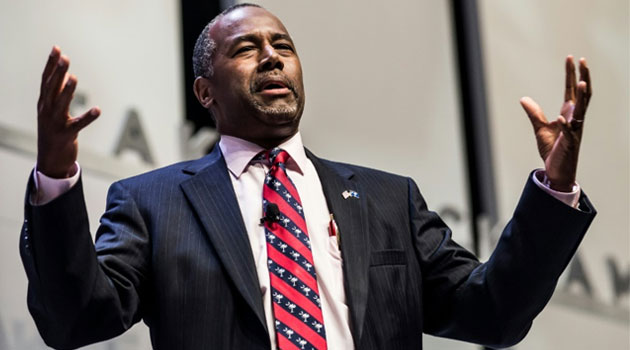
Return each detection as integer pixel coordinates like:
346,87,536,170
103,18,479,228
37,46,100,178
520,56,592,192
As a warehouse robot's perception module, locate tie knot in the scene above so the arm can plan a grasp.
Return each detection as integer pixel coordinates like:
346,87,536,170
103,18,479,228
252,147,291,169
268,147,289,166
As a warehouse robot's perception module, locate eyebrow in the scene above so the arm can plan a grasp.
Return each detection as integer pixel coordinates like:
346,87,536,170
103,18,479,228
229,32,294,48
271,33,294,44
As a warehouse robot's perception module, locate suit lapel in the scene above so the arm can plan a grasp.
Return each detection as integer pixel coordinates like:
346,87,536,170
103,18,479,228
179,146,267,333
306,150,370,344
178,146,371,343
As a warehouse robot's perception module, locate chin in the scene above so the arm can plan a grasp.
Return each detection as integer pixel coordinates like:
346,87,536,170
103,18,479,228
254,103,302,125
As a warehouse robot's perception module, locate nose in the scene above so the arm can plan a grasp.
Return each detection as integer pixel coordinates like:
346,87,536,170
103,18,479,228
258,44,283,72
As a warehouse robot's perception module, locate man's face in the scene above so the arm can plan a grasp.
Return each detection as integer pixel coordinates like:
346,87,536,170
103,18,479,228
204,7,305,146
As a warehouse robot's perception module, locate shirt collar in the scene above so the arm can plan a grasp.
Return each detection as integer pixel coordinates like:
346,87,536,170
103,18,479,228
218,132,307,178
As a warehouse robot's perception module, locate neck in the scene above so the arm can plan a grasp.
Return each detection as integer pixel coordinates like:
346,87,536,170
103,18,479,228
220,131,298,150
253,135,294,149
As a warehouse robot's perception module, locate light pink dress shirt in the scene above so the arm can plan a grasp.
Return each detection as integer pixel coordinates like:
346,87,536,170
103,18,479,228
218,132,354,350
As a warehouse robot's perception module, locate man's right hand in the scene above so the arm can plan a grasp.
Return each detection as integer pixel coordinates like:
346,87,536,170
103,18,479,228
37,46,100,178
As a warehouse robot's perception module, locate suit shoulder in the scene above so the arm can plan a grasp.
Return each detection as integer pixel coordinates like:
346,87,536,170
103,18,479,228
113,157,202,191
318,158,411,186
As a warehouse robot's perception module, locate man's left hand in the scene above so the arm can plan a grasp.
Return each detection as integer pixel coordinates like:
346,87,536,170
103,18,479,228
520,56,592,192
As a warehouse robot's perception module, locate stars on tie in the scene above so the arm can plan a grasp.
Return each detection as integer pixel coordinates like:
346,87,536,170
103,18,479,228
262,148,327,350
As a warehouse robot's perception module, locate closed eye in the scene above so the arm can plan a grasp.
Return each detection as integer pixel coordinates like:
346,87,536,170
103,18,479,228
274,43,294,52
233,46,256,56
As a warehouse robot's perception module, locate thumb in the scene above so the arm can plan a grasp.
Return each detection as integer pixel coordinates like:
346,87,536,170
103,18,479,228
70,107,100,132
520,96,548,131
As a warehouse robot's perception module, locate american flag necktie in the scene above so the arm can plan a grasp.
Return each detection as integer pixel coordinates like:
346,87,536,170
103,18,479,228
261,147,327,350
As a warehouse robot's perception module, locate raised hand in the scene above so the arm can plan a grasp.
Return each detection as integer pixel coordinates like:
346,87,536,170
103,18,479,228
520,56,592,192
37,46,101,178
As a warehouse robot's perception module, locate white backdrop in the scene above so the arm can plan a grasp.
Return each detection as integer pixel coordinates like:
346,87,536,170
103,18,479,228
0,0,182,349
480,0,629,349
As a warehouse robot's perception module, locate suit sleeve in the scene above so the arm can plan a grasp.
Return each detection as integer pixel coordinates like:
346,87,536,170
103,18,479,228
20,174,150,350
410,172,596,348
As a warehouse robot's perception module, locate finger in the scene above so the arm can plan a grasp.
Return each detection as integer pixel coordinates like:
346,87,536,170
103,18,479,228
572,81,589,124
520,96,548,131
579,57,592,99
43,55,70,106
560,100,574,120
52,75,77,118
70,107,100,132
569,116,585,131
557,115,583,147
574,81,588,118
564,55,576,103
572,58,592,125
39,46,61,100
557,115,573,135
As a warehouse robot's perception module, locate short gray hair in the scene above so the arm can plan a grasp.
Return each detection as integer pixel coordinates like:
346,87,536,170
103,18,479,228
192,3,263,78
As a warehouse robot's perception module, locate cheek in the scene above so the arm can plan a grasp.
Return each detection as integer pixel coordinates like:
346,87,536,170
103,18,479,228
291,65,305,91
215,62,251,86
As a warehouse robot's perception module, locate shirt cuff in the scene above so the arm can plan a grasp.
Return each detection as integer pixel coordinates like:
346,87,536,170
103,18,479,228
532,169,580,208
31,162,81,206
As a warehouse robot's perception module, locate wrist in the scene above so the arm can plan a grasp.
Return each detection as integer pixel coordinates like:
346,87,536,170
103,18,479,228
549,182,574,192
539,172,576,192
532,169,581,208
36,161,78,179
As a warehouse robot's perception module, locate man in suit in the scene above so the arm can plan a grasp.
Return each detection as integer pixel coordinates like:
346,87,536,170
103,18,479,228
21,3,595,350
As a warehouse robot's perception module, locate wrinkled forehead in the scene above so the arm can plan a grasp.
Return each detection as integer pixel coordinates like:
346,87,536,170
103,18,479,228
210,7,291,49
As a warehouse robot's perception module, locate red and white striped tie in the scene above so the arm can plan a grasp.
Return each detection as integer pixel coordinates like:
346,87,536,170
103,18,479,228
261,147,327,350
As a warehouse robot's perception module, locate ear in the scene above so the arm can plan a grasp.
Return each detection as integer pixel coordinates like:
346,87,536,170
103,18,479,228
193,77,214,108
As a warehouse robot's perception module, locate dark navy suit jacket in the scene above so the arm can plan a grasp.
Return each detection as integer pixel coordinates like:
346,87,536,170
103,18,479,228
20,146,596,350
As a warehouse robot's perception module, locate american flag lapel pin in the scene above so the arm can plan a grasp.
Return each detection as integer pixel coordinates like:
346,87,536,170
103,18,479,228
342,190,360,199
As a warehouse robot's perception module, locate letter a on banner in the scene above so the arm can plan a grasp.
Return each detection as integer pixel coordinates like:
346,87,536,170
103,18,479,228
114,109,155,165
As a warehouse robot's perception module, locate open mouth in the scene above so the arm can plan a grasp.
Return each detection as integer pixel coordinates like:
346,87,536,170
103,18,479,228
262,81,287,90
256,78,293,96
